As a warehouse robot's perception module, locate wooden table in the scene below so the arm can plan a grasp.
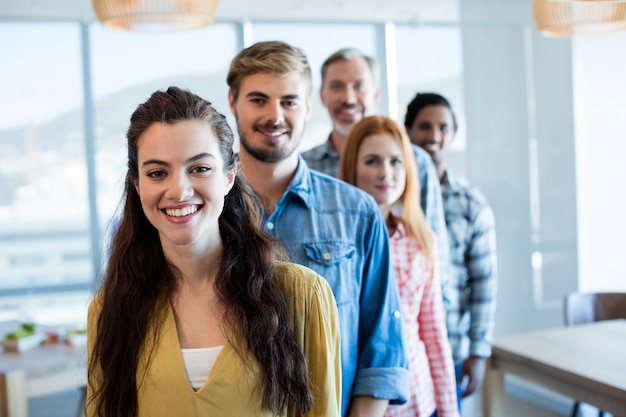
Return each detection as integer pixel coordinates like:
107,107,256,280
0,322,86,417
483,319,626,417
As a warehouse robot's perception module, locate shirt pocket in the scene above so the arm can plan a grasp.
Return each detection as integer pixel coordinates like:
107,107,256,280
302,241,357,307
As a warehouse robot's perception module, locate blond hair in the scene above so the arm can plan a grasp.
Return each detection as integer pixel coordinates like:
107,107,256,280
227,41,312,100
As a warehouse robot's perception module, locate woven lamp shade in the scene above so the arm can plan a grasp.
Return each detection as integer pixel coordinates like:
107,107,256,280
92,0,219,31
534,0,626,36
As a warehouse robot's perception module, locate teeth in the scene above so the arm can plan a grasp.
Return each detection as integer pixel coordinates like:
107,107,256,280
165,206,198,217
339,107,359,115
262,131,284,137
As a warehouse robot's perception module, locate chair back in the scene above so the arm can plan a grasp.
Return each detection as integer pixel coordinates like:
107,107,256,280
564,292,626,326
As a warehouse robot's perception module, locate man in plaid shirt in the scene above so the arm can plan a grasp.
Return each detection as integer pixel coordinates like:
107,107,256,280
404,92,498,410
301,48,453,309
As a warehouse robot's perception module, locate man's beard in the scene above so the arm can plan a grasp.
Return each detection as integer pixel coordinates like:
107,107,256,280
332,104,364,137
238,121,303,163
333,119,354,138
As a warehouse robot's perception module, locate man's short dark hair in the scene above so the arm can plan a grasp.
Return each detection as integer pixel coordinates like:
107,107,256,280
404,92,458,132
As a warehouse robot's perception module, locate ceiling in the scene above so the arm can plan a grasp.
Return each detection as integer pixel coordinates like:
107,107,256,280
0,0,460,24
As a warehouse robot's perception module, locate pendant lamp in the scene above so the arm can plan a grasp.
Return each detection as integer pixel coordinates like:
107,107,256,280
534,0,626,36
92,0,219,32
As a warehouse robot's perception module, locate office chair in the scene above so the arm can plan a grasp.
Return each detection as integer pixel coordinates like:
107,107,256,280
563,291,626,417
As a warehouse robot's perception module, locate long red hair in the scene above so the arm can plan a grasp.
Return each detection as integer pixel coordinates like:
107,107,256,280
340,115,434,261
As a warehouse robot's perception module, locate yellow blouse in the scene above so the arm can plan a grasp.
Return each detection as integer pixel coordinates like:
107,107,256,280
87,261,341,417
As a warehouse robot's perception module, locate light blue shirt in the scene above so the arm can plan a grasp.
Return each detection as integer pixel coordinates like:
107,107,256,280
255,156,409,415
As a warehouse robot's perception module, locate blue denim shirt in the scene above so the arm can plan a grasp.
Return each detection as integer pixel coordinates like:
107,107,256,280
256,156,409,415
302,140,453,308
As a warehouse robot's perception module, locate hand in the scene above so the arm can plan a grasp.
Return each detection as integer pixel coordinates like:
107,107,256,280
459,356,486,398
347,396,389,417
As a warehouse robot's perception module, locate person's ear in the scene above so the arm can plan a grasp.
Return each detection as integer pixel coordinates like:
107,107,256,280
305,96,313,121
228,89,236,116
224,167,237,196
404,126,414,144
320,86,328,107
373,86,382,106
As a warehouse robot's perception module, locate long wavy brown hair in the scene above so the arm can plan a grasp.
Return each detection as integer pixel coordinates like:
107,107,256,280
88,86,313,417
340,115,434,261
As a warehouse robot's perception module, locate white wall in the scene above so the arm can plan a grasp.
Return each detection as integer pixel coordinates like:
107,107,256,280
459,0,580,336
460,0,626,338
573,31,626,292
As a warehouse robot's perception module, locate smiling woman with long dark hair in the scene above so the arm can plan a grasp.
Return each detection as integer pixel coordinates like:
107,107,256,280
86,86,341,417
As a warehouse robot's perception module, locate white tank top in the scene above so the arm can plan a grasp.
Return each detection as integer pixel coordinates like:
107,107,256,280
181,346,223,391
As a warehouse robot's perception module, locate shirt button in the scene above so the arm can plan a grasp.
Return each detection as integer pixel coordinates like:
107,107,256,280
323,252,332,260
464,287,471,294
393,310,401,319
266,222,274,230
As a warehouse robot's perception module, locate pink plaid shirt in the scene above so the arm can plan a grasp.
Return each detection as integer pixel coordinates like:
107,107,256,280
385,221,459,417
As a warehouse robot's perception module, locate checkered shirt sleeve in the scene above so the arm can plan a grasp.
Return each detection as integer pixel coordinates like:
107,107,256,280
442,170,497,363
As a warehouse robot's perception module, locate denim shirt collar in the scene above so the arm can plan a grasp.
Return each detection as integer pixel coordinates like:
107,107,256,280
281,155,314,210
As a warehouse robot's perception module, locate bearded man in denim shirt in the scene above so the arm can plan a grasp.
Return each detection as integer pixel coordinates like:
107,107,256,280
227,41,409,417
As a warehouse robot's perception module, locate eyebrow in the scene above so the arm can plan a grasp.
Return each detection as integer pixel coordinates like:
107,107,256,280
361,152,403,159
141,152,215,168
245,91,301,101
418,120,447,126
330,79,364,84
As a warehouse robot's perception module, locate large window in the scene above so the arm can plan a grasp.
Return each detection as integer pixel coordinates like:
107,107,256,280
0,22,238,324
90,23,238,233
0,20,463,325
0,22,91,323
395,25,466,169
